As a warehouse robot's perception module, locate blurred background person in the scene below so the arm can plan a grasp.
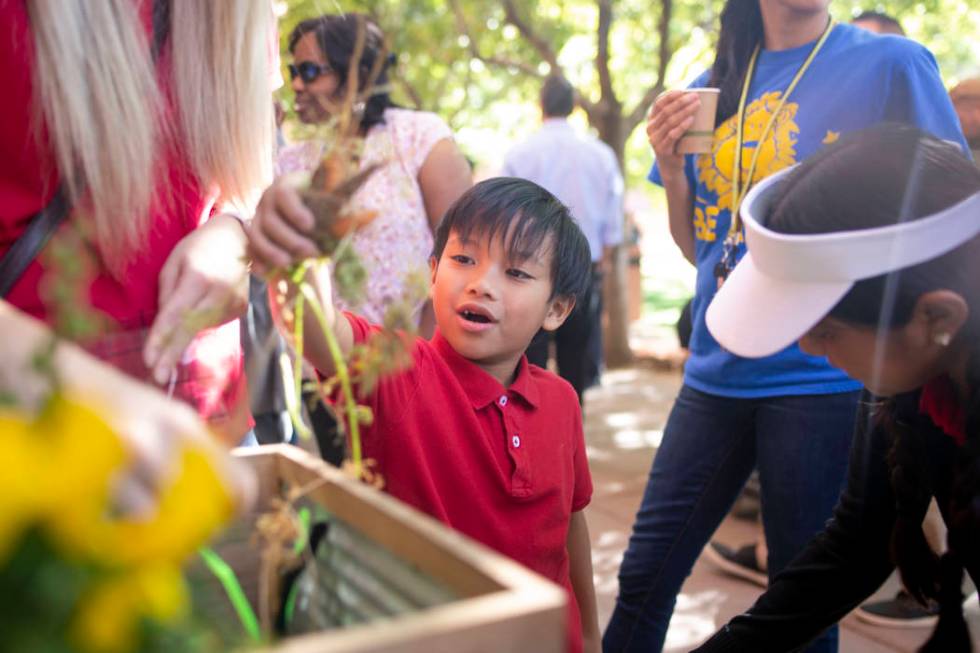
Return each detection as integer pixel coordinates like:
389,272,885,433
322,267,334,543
273,12,472,464
276,13,472,336
502,75,624,405
851,9,906,36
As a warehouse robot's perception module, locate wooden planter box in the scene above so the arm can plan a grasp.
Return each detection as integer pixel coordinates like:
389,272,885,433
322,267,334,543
191,444,566,653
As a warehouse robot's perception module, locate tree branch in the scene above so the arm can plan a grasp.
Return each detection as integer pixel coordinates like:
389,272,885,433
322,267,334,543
625,85,662,135
496,0,599,116
576,90,599,118
625,0,673,133
656,0,674,97
595,0,614,100
500,0,562,73
445,65,475,128
394,75,424,110
448,0,601,119
449,0,544,77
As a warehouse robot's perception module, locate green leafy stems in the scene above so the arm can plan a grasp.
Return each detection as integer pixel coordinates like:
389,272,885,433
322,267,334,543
287,259,368,476
198,547,262,644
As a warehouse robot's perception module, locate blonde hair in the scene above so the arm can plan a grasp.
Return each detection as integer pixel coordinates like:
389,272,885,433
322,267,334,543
27,0,273,273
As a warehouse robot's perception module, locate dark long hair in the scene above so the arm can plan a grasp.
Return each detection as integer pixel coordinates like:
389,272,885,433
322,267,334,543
707,0,764,126
288,13,398,132
768,124,980,652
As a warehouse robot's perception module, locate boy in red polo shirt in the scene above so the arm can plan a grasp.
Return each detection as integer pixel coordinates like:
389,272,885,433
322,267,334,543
251,177,599,652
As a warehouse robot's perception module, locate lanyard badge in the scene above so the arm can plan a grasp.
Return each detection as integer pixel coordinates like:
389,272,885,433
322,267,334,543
715,19,836,286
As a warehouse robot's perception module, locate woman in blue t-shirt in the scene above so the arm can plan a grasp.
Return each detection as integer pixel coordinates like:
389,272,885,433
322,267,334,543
602,1,968,652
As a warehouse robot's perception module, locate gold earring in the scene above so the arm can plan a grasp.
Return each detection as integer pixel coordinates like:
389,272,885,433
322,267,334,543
933,332,952,347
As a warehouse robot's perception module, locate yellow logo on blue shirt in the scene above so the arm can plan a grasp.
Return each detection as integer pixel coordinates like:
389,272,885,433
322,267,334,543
695,91,801,242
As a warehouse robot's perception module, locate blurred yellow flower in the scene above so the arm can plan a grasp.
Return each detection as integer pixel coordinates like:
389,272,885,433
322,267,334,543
0,396,124,562
42,398,130,560
0,394,234,653
71,565,187,653
0,417,38,561
113,448,234,566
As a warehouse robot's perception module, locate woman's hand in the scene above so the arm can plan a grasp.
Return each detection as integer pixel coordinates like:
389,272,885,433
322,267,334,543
143,214,251,384
248,178,320,277
646,90,701,179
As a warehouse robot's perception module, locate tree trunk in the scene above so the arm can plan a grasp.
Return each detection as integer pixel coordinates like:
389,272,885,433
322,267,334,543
591,104,633,367
603,244,632,367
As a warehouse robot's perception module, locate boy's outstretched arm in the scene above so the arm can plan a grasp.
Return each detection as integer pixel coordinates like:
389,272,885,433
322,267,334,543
249,179,353,376
567,510,600,653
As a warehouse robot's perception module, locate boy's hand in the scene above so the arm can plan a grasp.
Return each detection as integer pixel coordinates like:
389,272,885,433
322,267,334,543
249,178,321,277
251,179,353,376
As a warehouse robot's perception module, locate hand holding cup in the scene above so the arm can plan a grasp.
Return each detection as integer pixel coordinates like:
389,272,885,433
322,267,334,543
646,88,719,178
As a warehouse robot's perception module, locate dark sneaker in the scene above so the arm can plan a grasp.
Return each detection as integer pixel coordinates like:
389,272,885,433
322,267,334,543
703,541,768,588
855,590,939,628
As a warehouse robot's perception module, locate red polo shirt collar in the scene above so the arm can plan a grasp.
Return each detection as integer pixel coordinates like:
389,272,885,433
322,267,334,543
431,330,540,408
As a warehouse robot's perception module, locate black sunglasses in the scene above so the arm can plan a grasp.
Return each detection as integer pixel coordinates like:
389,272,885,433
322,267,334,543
288,61,332,84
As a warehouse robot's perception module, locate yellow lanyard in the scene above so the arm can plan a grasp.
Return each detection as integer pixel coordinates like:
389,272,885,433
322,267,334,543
727,19,836,240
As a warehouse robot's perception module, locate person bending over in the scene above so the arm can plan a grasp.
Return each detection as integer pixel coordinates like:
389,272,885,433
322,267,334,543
697,123,980,652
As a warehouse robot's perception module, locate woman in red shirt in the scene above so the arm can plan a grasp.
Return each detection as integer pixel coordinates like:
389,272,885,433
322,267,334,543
1,1,274,443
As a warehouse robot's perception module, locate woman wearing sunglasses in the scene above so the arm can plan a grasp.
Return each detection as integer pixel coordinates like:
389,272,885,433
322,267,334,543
276,13,472,335
696,123,980,652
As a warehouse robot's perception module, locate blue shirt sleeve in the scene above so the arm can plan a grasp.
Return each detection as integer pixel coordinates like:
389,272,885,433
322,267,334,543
882,42,970,156
649,160,663,185
648,153,698,194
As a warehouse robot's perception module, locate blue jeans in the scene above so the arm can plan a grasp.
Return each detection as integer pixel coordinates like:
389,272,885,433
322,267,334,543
603,385,860,653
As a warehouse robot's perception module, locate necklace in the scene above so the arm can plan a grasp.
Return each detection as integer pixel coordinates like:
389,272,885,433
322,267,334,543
715,18,836,284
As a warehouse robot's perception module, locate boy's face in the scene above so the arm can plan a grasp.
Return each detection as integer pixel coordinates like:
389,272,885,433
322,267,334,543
430,229,575,383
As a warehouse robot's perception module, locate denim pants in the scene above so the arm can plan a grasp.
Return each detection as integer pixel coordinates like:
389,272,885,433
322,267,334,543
603,385,860,653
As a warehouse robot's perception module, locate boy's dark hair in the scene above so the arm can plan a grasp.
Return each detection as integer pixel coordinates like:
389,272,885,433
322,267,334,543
852,10,905,36
540,76,575,118
288,13,398,132
432,177,592,301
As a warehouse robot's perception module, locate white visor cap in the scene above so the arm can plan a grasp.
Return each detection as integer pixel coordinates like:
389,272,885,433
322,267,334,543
706,165,980,358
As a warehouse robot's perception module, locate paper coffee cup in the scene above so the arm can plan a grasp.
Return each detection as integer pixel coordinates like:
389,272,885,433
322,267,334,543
676,88,720,155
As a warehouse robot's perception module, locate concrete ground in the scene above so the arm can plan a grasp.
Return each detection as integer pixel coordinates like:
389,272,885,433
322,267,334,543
582,366,980,652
